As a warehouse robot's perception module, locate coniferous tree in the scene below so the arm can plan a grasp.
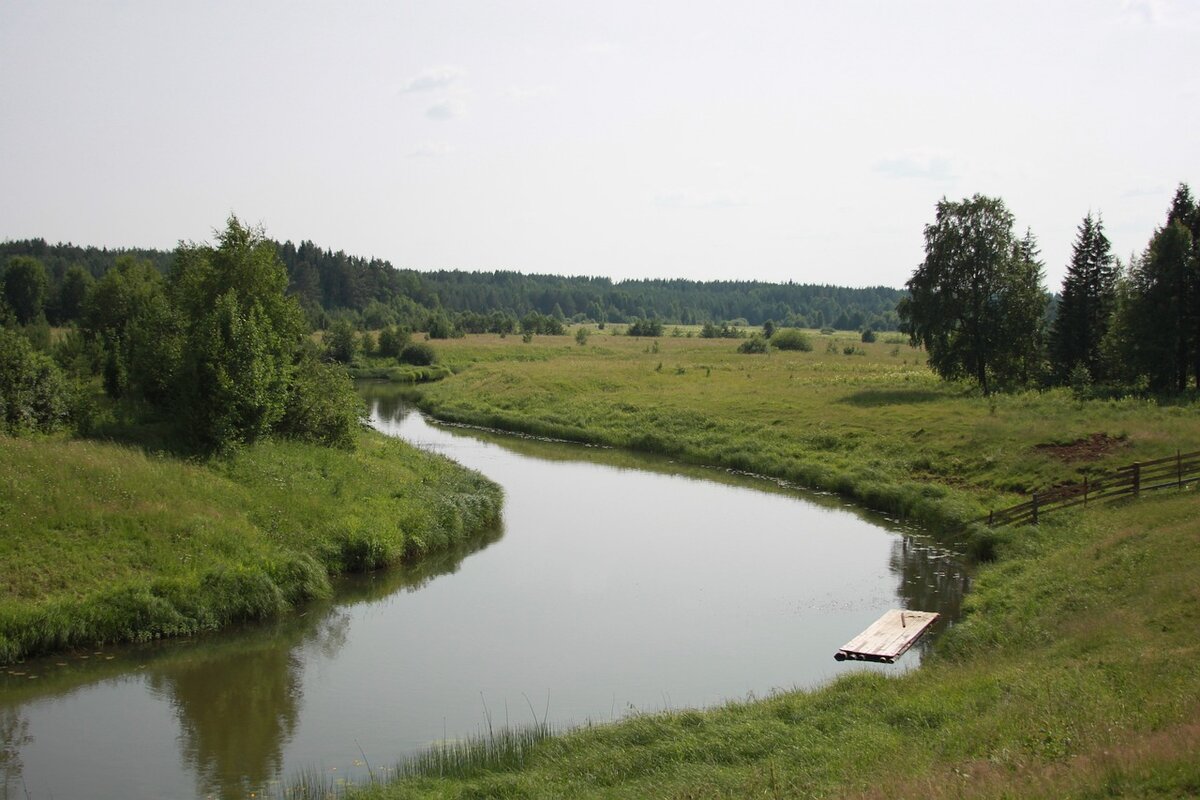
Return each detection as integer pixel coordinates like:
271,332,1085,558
1123,185,1197,391
1049,213,1118,383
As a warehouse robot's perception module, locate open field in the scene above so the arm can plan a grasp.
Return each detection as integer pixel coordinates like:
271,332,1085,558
415,330,1200,537
0,428,502,664
329,329,1200,798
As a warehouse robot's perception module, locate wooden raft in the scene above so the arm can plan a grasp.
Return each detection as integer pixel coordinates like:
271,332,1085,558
834,609,940,663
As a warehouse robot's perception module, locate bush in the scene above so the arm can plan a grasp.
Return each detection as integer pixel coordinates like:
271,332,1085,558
0,326,69,433
324,319,358,364
737,335,770,354
400,342,436,366
626,319,663,337
770,329,813,351
277,357,364,449
377,325,410,358
575,327,590,346
861,328,877,343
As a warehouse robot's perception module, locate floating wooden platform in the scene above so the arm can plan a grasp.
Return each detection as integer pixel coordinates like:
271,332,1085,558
834,609,940,663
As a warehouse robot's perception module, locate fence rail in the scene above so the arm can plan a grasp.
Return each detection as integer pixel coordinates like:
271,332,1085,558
986,449,1200,527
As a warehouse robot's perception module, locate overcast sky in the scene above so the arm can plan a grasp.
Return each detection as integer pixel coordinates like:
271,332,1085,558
2,1,1197,289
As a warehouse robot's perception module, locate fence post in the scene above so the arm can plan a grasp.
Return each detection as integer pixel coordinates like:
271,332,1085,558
1031,491,1039,525
988,509,994,526
1132,463,1141,498
1084,476,1089,507
1178,449,1183,490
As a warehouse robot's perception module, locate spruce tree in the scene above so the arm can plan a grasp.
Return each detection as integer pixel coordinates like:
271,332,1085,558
1049,213,1118,383
1124,185,1197,391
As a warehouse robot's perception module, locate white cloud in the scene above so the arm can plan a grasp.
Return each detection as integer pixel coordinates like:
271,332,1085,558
580,41,622,57
1121,0,1165,24
402,66,465,93
654,190,749,209
407,143,455,158
425,99,466,121
504,84,555,102
873,152,956,181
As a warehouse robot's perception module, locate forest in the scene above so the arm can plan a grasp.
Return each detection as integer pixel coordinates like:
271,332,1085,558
0,237,905,334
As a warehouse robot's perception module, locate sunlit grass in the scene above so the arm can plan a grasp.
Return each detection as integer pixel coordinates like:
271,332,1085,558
0,428,502,664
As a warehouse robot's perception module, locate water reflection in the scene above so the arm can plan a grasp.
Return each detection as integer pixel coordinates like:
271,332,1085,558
0,707,32,798
0,528,501,800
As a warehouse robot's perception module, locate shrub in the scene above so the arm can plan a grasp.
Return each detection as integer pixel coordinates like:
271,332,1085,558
0,326,69,433
575,327,590,346
737,335,770,354
377,325,410,358
324,319,358,364
400,342,436,366
770,329,813,351
861,328,877,343
277,357,364,449
626,319,664,337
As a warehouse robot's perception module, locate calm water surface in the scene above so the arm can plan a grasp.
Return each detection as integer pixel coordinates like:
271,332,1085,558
1,387,968,800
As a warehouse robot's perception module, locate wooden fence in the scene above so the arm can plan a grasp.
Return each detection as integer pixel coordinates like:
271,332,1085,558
986,449,1200,527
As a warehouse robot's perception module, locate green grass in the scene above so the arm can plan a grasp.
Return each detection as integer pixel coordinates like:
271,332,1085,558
0,427,502,664
409,332,1200,536
302,331,1200,798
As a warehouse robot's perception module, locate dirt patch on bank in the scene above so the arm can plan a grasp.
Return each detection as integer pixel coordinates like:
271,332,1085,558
1034,433,1127,462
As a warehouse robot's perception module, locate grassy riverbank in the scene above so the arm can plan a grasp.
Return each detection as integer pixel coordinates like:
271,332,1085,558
332,330,1200,798
0,428,502,665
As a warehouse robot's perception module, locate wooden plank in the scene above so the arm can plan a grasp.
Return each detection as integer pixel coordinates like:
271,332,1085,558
835,609,940,664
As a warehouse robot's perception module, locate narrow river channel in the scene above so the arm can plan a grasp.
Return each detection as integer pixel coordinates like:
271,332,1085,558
1,387,968,800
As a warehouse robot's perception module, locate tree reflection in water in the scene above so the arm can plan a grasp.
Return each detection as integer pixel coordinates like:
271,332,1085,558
1,706,33,800
890,535,970,657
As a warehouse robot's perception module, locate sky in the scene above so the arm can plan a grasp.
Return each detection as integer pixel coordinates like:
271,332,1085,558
1,1,1197,290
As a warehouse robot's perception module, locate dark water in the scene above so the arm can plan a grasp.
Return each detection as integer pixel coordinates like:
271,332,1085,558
1,388,968,800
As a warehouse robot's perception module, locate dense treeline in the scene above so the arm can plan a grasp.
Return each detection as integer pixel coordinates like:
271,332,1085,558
0,238,905,333
408,270,903,330
900,183,1200,396
1,219,362,451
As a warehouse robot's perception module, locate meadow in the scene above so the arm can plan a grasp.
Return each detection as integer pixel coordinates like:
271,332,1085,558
0,427,502,664
318,327,1200,798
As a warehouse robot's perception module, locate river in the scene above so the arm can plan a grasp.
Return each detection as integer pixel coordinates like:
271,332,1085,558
0,388,968,799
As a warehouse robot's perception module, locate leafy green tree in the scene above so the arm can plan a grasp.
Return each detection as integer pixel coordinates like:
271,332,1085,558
172,217,305,451
377,325,409,358
2,256,49,325
56,265,95,324
1049,213,1118,383
899,195,1047,394
324,319,358,364
575,327,590,346
762,320,776,339
82,256,182,401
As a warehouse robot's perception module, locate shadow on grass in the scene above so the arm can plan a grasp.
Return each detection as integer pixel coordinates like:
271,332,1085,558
839,388,944,407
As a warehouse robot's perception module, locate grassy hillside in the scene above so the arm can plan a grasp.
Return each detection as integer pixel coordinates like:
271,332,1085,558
0,428,502,664
322,329,1200,798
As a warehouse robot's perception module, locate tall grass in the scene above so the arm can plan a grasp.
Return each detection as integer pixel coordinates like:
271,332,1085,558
0,428,502,664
